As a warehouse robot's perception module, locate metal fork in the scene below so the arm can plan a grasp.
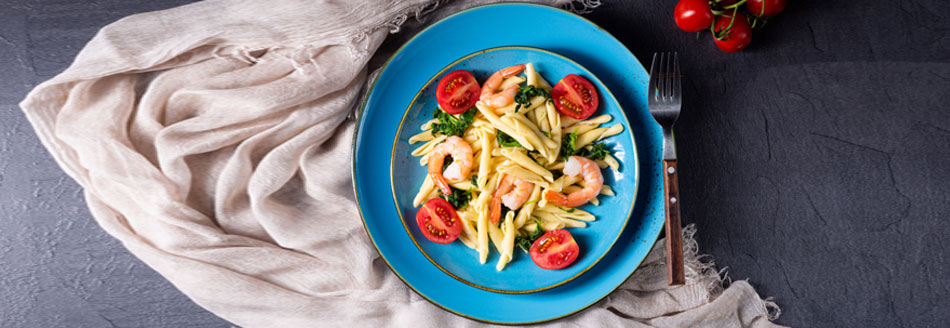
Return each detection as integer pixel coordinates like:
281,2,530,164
648,52,684,285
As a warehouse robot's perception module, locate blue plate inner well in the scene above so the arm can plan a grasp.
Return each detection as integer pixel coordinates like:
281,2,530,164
392,47,639,293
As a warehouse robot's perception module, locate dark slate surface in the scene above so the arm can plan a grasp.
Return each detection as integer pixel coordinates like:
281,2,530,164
2,0,948,327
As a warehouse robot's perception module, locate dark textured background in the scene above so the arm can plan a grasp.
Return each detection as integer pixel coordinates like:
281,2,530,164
2,0,948,327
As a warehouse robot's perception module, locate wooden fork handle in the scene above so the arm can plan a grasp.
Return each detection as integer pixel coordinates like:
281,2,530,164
663,159,685,285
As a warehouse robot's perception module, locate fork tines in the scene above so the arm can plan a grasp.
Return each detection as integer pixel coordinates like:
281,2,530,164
647,52,681,119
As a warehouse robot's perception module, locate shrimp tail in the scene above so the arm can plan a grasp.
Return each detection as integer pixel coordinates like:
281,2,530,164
490,196,502,225
544,190,570,207
501,64,526,77
431,173,453,195
490,175,515,224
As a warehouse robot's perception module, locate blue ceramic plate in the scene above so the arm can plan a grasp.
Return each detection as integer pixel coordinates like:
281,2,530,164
391,46,638,294
353,3,665,324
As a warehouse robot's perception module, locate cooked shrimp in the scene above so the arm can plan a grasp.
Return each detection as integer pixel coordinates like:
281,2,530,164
428,136,474,195
490,175,534,224
480,64,525,108
544,156,603,208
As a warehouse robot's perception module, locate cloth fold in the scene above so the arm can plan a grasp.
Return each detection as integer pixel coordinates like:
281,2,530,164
20,0,783,326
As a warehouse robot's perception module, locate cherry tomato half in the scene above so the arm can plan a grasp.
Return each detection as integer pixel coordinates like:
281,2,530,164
529,229,580,270
436,70,481,114
551,74,599,120
713,13,752,53
415,198,462,244
745,0,786,17
674,0,715,33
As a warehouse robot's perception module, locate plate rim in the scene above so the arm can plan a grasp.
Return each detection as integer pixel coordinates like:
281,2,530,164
351,2,662,324
388,45,640,294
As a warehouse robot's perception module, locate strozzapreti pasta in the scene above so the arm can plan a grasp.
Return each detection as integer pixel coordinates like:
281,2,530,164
410,63,622,271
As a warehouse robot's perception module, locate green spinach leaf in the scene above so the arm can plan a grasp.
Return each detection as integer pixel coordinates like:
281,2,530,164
516,221,546,253
560,130,579,160
440,186,472,210
431,107,475,137
496,129,524,148
513,85,551,112
586,142,610,160
560,129,612,161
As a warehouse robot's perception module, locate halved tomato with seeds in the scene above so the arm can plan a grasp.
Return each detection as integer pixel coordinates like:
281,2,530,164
435,70,481,114
551,74,599,120
415,198,462,244
529,229,580,270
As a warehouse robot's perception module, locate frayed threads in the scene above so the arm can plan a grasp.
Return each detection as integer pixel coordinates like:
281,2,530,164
561,0,602,14
381,0,601,35
681,224,728,299
384,14,410,34
352,0,444,55
763,296,783,321
383,0,445,34
412,0,445,23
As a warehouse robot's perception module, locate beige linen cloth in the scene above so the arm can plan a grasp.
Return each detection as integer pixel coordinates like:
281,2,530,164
20,0,784,326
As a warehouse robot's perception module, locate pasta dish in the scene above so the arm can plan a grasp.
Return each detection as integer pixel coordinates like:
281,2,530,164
408,62,623,271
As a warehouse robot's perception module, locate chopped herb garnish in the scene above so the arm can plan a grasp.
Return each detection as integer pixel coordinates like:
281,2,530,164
557,206,576,213
440,186,472,210
431,107,475,137
542,131,551,137
516,221,546,252
560,129,612,161
586,142,610,160
560,130,579,160
496,129,524,148
515,236,530,253
514,85,551,112
530,221,544,238
471,174,478,186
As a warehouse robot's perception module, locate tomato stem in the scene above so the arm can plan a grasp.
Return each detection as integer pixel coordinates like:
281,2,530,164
728,7,738,28
722,0,747,9
712,7,740,41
